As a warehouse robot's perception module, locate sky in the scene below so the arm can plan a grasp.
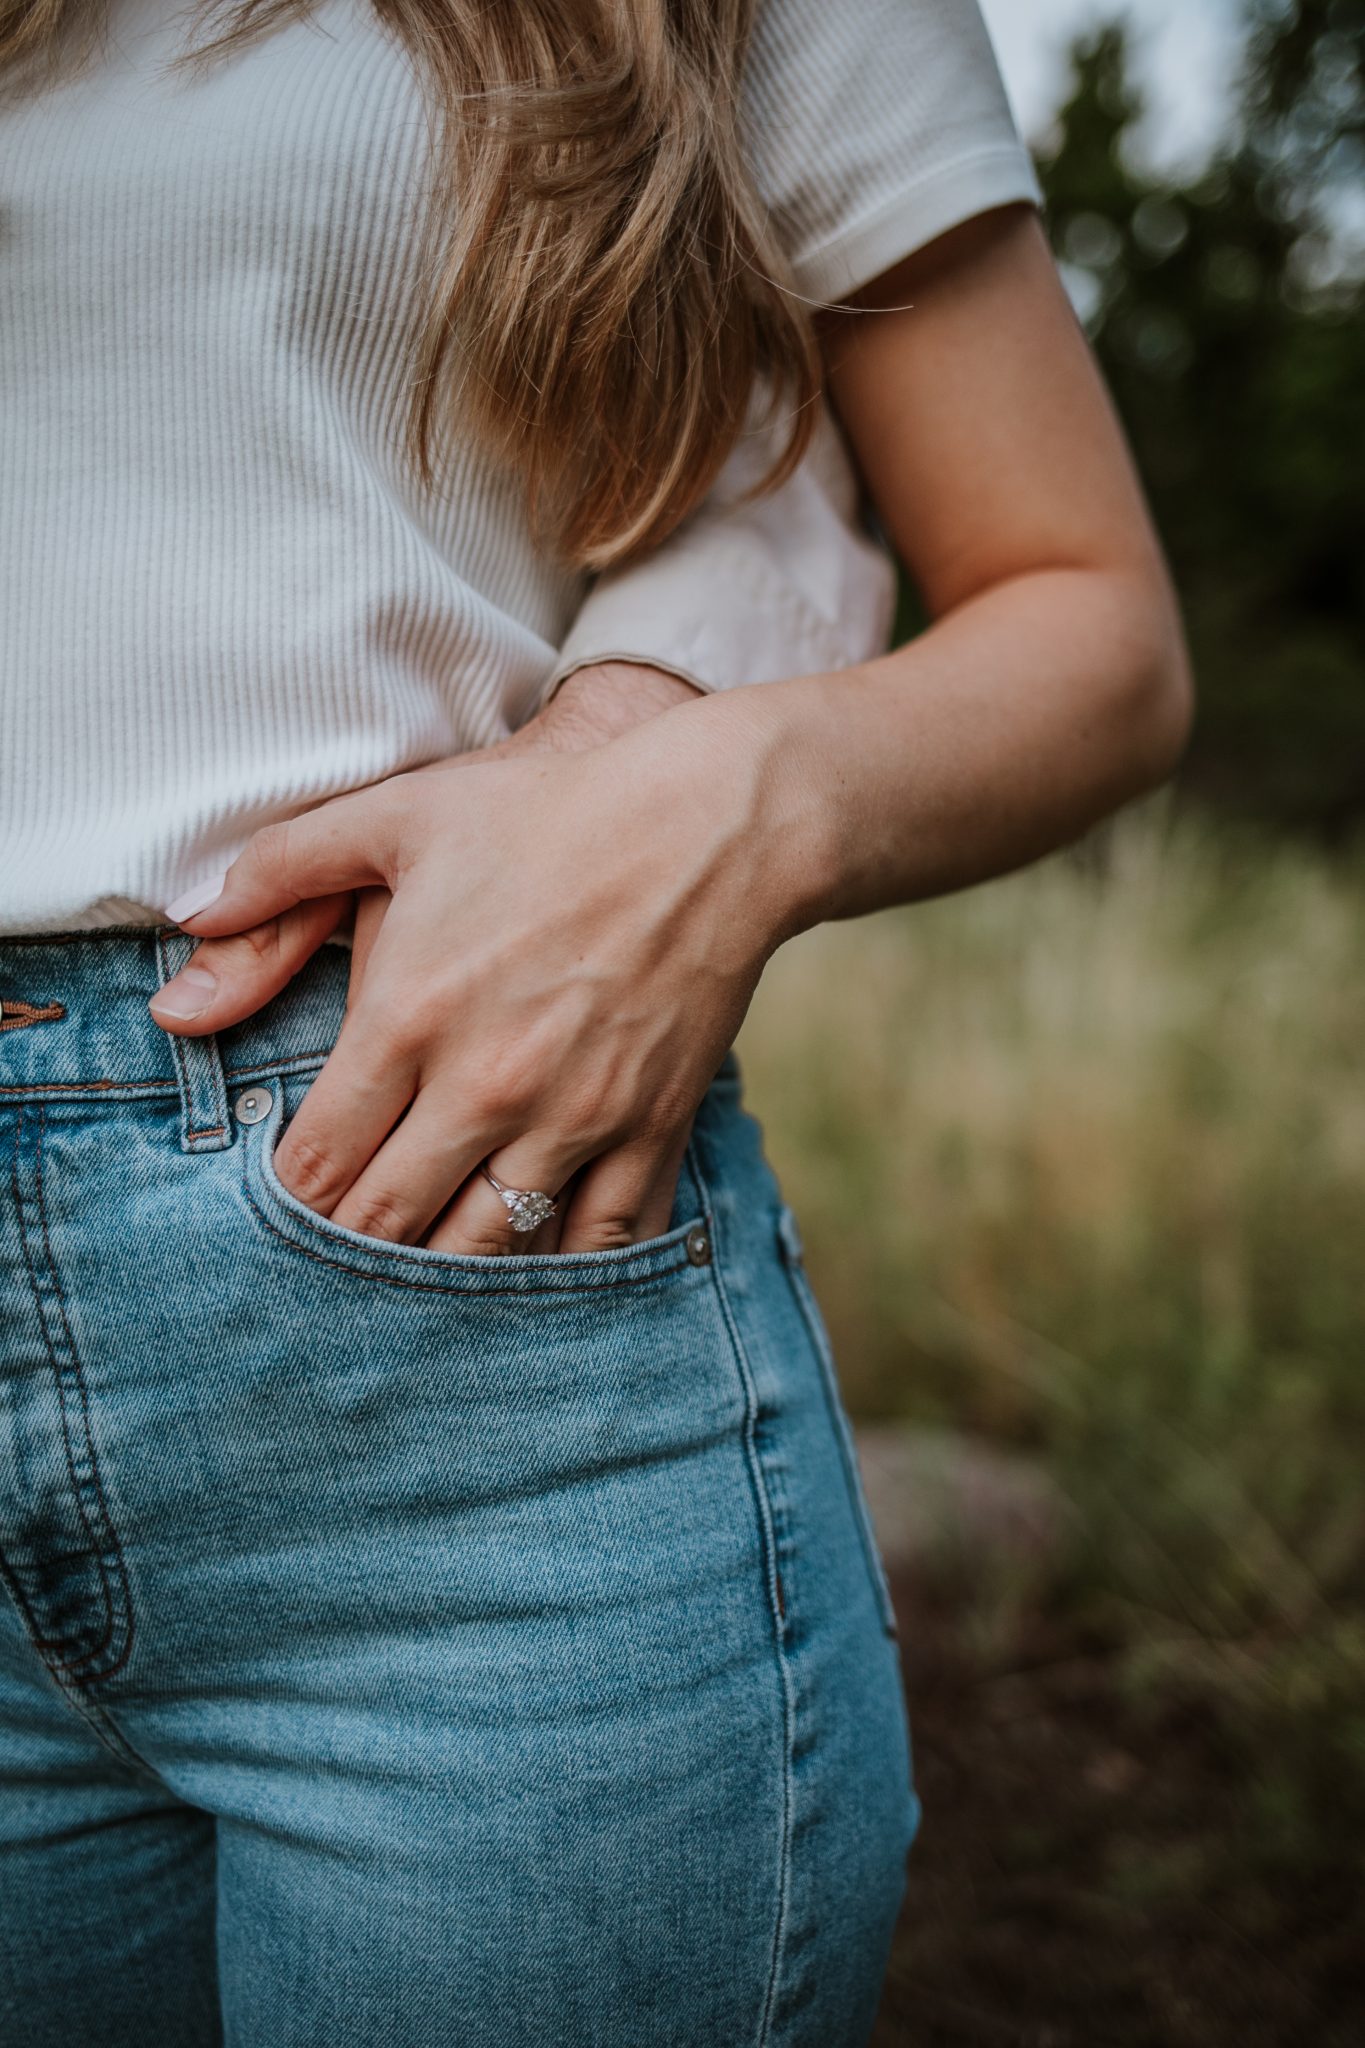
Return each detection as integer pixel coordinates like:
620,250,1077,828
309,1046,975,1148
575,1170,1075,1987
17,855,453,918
978,0,1246,173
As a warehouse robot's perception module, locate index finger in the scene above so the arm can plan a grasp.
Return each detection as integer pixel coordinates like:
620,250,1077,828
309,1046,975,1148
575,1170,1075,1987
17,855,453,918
170,786,402,937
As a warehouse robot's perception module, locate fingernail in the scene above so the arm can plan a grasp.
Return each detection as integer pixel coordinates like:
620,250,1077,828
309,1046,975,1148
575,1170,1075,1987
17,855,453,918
150,965,217,1021
165,875,226,925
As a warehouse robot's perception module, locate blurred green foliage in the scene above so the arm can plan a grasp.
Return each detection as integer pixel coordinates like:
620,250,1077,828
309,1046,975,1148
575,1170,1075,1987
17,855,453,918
810,9,1365,2020
740,810,1365,1948
903,0,1365,830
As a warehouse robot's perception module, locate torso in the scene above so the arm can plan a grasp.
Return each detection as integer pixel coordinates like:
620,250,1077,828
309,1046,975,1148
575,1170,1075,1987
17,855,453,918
0,0,585,930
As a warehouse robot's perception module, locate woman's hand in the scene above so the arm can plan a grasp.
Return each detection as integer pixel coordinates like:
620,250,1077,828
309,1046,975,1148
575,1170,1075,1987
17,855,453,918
151,208,1195,1259
152,690,801,1254
155,661,704,1018
152,660,711,1252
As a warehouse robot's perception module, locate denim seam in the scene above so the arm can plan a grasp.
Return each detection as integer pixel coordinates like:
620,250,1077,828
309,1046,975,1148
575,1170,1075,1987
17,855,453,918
683,1134,794,2048
156,929,232,1154
0,1511,90,1661
4,1110,114,1670
159,981,197,1133
0,1543,152,1777
240,1148,700,1300
780,1241,898,1642
1,1117,86,1643
0,1052,331,1103
32,1108,137,1682
0,1079,177,1098
29,1107,122,1673
36,1122,140,1679
7,1108,137,1687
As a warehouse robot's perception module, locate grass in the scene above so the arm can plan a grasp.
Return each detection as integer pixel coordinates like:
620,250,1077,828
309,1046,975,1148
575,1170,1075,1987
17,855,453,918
736,804,1365,2041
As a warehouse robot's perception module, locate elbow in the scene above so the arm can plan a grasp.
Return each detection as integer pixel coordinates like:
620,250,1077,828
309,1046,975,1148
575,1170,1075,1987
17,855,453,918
1130,636,1195,794
1105,571,1195,798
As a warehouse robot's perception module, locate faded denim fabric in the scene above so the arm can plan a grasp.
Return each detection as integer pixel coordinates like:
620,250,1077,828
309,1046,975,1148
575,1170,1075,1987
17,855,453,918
0,932,916,2047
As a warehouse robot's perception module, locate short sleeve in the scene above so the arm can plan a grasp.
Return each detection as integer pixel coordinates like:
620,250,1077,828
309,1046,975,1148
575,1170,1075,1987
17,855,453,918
544,404,896,704
743,0,1042,302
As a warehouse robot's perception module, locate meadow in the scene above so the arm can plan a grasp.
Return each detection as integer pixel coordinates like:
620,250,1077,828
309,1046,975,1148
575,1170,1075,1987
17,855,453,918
738,805,1365,2044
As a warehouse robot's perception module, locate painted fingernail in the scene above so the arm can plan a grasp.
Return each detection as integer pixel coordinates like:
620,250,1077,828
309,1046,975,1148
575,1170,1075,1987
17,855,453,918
150,965,217,1021
165,875,226,925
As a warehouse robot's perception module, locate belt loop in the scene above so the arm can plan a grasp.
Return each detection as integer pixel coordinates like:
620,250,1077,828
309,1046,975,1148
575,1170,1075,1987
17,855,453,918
154,928,232,1154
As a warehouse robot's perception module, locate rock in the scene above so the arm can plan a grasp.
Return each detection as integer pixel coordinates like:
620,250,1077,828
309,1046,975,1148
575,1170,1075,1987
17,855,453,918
854,1423,1071,1581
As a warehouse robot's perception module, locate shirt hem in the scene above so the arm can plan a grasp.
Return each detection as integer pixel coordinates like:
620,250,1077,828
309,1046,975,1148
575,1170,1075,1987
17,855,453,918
789,143,1044,305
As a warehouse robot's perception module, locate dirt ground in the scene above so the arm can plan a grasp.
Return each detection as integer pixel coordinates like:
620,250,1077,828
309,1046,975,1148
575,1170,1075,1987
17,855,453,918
871,1581,1365,2048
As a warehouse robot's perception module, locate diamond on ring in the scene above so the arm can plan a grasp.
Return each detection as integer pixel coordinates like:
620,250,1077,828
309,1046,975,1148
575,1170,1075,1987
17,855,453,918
479,1166,556,1235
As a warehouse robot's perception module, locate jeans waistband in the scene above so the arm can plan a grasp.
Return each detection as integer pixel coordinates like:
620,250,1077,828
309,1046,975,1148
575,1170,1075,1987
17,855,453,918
0,930,348,1148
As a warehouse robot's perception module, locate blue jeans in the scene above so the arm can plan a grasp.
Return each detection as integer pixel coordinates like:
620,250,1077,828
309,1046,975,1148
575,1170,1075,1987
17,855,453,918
0,931,915,2046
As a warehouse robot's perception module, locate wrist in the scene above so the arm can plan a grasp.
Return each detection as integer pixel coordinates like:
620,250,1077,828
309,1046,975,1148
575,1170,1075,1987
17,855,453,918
547,662,704,748
686,677,847,951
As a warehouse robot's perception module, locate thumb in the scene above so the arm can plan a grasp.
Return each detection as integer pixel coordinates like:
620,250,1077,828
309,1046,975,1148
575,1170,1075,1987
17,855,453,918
150,896,350,1038
165,787,400,937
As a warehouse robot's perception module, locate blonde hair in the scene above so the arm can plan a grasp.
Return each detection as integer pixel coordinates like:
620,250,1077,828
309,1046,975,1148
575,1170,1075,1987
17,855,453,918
1,0,820,568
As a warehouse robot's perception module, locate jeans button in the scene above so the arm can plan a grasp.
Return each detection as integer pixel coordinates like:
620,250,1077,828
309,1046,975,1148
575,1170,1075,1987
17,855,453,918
685,1225,712,1268
233,1086,274,1127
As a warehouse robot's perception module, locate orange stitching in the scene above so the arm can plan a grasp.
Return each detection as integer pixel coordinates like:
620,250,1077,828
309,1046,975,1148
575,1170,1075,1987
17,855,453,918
0,1001,66,1035
0,1054,331,1101
0,1079,172,1097
32,1107,137,1683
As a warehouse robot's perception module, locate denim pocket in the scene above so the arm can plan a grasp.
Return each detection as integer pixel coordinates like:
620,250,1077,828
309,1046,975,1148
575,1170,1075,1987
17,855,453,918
776,1205,898,1639
239,1080,713,1298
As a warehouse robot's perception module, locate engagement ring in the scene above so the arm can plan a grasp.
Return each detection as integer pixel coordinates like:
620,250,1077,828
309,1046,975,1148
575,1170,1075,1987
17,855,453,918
478,1165,556,1235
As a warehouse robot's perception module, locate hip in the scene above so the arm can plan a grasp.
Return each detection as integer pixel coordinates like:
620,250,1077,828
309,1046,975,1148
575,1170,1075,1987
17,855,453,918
0,929,914,2042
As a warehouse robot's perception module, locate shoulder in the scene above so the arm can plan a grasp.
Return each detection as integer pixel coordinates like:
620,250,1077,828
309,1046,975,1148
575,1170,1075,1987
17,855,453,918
742,0,1042,303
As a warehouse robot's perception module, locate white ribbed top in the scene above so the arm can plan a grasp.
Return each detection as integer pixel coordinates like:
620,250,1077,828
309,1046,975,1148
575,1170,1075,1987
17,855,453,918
0,0,1038,932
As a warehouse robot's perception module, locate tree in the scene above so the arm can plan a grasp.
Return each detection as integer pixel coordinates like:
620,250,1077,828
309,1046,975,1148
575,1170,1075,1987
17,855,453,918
1033,2,1364,827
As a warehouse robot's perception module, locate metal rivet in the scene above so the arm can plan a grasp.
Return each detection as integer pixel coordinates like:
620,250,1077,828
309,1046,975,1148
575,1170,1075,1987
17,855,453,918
685,1225,712,1268
233,1086,273,1127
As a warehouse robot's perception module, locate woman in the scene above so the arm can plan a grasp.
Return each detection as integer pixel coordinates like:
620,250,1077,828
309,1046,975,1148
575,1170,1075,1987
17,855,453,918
0,0,1192,2042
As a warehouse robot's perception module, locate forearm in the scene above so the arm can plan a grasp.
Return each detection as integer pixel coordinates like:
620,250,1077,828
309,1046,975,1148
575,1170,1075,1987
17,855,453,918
158,559,1188,1260
715,561,1192,936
